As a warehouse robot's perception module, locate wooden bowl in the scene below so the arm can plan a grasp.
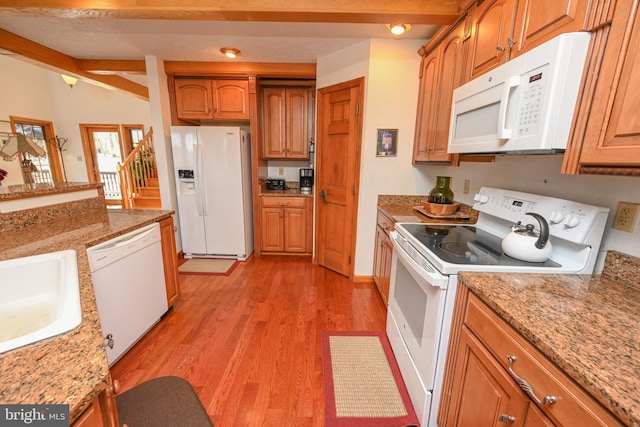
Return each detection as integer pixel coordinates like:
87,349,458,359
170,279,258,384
422,201,460,216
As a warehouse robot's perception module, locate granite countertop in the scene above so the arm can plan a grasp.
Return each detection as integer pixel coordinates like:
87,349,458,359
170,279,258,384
377,194,479,224
459,255,640,427
258,181,313,197
0,208,174,421
0,182,103,200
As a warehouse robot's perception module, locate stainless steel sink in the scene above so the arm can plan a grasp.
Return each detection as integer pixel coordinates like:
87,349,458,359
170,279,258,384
0,250,82,353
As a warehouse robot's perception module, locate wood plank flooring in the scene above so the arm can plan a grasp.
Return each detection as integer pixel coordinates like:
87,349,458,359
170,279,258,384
110,255,388,426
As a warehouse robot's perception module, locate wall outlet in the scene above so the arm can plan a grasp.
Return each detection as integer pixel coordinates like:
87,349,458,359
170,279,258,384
463,179,470,194
278,167,284,176
612,201,639,232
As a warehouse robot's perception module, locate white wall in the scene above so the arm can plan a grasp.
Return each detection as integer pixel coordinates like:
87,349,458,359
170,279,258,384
317,39,640,276
0,55,151,185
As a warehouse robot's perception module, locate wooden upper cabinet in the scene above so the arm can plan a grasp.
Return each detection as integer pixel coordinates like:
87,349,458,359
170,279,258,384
175,79,213,120
467,0,517,80
262,87,311,159
175,79,249,121
512,0,590,56
212,80,250,120
564,0,640,173
413,22,465,164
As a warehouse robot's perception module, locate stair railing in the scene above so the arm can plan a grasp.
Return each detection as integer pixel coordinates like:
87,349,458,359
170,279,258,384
117,128,156,209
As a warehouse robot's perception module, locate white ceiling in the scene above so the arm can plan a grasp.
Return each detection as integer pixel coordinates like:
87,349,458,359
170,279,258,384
0,17,440,64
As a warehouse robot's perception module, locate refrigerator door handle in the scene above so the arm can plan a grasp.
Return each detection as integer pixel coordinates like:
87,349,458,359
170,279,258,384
194,143,207,216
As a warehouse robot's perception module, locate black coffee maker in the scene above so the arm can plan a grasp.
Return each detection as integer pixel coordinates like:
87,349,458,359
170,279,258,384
299,168,314,193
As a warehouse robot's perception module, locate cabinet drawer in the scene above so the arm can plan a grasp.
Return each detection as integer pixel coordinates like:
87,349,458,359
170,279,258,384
262,196,306,209
376,210,394,233
464,294,623,427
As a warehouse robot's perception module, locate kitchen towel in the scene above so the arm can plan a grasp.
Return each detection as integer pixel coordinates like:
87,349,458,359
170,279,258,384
178,258,238,276
322,331,419,427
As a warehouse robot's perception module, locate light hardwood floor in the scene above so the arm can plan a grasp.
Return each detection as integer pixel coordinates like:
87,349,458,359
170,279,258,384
110,255,387,426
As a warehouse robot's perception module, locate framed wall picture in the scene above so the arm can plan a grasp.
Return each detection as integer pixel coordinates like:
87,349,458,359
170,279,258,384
376,128,397,157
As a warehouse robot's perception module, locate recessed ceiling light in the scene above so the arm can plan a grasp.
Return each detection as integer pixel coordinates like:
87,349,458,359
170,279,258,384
220,47,241,59
387,24,412,36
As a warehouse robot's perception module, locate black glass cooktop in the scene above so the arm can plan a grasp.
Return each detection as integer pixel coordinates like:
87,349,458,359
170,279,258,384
400,223,561,268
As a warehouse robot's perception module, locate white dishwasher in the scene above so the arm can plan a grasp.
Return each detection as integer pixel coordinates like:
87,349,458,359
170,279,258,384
87,222,168,366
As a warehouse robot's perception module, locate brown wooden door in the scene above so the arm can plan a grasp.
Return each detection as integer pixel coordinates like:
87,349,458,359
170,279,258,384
431,25,465,162
413,52,439,162
576,0,640,168
468,0,517,80
443,327,528,427
212,80,249,120
315,77,364,277
175,79,214,120
285,88,310,158
512,0,590,56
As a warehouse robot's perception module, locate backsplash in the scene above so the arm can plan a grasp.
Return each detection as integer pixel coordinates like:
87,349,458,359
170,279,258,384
602,250,640,291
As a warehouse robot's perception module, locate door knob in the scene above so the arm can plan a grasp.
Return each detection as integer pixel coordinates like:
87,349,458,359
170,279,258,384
321,189,327,202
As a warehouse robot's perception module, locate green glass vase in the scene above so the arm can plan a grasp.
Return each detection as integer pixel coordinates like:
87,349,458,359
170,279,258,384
428,176,454,204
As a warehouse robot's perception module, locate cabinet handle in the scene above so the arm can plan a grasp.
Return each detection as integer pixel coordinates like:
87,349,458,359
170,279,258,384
508,37,516,48
507,355,557,405
496,45,506,51
498,414,516,423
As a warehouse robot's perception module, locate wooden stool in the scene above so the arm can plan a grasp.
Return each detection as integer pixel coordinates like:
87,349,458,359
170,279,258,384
116,376,214,427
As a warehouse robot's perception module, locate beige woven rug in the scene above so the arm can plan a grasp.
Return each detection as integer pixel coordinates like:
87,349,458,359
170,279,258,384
322,331,419,426
178,258,238,276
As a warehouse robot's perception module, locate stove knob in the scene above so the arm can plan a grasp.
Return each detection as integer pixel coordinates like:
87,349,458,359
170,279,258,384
564,215,581,228
549,211,565,224
474,193,489,204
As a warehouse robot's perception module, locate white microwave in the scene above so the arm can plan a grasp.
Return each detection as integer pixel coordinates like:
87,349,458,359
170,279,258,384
448,32,591,154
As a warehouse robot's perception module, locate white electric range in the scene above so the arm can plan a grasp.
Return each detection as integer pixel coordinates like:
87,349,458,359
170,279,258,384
386,187,609,427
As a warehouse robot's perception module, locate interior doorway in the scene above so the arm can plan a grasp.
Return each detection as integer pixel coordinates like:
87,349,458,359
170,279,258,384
80,124,124,205
314,77,365,278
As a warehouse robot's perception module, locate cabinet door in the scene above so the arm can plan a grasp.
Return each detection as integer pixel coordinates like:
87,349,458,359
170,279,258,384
430,25,466,162
285,88,310,158
379,229,393,305
523,405,555,427
261,206,285,252
283,207,307,252
175,80,214,120
512,0,590,56
577,1,640,168
262,88,287,158
159,217,180,308
373,225,386,294
413,52,439,162
468,0,517,80
443,327,528,427
212,80,250,120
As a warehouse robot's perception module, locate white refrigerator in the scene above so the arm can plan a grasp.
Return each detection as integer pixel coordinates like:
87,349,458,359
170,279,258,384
171,126,253,260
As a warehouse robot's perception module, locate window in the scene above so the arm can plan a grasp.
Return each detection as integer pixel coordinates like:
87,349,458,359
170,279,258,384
11,117,64,184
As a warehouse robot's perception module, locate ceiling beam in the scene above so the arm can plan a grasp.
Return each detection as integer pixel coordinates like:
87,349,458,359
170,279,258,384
78,59,147,75
0,1,462,25
0,29,149,100
165,61,316,79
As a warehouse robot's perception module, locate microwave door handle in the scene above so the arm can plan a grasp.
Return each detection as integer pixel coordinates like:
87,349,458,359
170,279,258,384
497,75,521,140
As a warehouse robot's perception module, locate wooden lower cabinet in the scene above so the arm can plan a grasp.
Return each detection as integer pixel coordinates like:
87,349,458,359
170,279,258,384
372,210,393,305
261,196,312,254
159,217,180,307
72,378,120,427
439,286,624,427
444,326,529,426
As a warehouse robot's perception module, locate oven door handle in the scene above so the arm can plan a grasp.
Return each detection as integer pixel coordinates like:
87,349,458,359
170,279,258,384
391,231,449,289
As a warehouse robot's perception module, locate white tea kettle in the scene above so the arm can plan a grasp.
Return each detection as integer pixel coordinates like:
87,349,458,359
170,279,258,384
501,212,552,262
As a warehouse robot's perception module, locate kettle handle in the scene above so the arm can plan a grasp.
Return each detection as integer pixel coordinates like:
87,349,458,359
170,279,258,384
526,212,549,249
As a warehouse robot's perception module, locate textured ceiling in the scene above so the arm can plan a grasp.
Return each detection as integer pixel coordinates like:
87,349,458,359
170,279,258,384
0,17,440,64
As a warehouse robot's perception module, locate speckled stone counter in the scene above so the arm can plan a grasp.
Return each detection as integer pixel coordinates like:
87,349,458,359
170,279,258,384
0,205,174,422
458,251,640,427
377,194,479,224
0,182,102,200
258,181,313,197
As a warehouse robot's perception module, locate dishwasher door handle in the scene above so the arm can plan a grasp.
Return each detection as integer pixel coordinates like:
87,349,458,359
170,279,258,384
87,223,161,272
